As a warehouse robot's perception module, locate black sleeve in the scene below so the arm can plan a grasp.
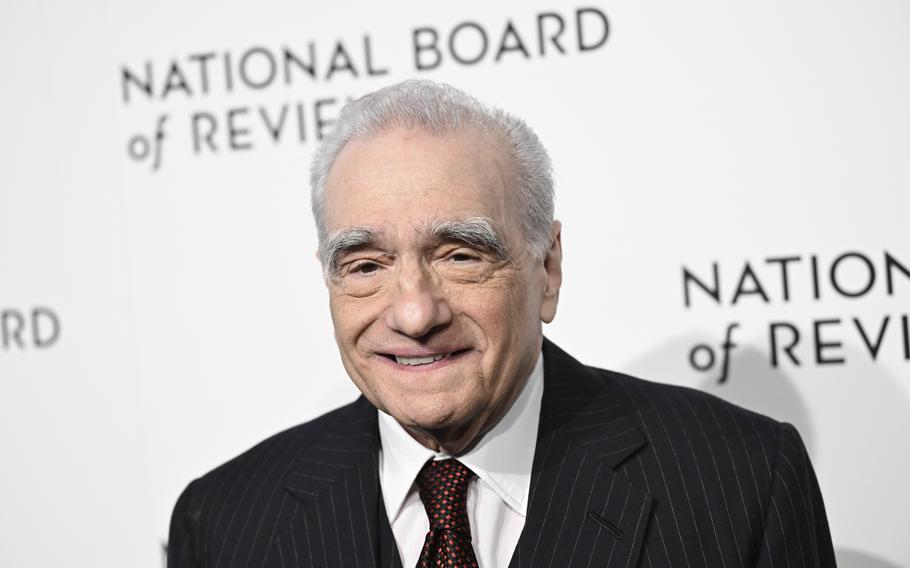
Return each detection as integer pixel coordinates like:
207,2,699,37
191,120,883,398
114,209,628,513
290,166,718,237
167,479,202,568
752,422,837,567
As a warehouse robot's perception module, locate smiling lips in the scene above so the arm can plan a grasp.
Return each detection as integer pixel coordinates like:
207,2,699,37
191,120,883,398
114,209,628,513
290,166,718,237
396,353,449,366
381,349,469,367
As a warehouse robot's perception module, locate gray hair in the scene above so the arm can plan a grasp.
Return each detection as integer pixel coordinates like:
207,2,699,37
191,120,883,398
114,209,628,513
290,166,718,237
310,80,555,263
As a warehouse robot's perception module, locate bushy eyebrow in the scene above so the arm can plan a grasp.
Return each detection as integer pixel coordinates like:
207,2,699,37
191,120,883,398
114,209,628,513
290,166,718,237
319,217,509,277
320,226,381,276
430,216,510,261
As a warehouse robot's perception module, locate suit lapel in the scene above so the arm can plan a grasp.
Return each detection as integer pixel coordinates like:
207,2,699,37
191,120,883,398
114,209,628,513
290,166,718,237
509,339,653,568
273,397,391,568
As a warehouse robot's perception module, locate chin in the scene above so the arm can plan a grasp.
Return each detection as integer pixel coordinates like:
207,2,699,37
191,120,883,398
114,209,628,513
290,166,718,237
388,394,474,432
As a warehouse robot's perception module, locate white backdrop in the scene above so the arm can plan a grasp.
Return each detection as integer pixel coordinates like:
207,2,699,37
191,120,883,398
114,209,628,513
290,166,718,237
1,1,908,566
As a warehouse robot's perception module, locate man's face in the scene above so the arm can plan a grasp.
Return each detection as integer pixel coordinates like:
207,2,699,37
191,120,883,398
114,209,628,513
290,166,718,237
322,126,561,451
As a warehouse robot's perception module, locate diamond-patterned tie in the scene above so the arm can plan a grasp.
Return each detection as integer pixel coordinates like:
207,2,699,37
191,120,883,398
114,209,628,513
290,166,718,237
415,458,479,568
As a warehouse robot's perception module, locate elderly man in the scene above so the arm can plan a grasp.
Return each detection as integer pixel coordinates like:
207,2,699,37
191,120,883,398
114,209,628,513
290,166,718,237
168,81,835,567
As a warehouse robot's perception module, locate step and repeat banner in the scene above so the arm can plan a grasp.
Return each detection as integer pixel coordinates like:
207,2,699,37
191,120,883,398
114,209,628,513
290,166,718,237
2,1,908,566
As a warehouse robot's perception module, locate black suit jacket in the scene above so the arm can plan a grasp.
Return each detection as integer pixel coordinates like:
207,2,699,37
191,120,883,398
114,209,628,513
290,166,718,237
169,339,835,567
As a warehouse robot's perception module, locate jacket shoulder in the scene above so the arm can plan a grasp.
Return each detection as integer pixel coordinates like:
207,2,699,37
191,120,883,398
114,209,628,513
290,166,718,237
167,398,371,565
198,397,363,489
591,366,783,446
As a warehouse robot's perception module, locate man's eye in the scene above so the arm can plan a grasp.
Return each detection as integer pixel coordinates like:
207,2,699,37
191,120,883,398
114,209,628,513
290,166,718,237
351,261,381,275
449,252,478,263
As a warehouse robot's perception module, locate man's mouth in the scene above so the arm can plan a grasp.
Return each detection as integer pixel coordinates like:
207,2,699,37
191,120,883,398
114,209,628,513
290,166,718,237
395,353,448,366
380,349,470,367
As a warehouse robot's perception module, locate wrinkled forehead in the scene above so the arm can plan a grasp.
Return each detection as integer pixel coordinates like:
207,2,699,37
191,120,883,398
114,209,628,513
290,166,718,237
322,125,520,235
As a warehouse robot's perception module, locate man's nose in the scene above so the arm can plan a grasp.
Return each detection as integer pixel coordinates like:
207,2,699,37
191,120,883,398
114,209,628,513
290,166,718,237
386,263,452,338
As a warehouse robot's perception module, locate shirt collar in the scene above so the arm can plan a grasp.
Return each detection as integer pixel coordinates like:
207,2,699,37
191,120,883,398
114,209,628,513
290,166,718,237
378,351,544,524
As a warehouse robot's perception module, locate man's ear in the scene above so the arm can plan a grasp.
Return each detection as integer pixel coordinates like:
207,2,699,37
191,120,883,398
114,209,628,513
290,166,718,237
539,221,563,323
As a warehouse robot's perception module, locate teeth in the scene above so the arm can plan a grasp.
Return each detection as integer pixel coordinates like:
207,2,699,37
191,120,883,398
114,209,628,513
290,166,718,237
395,353,449,366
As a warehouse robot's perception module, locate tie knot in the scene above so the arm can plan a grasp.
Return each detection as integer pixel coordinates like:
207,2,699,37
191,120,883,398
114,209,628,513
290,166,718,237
415,458,475,532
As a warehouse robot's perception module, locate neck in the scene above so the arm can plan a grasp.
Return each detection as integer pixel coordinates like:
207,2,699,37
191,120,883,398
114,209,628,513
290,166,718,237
404,422,480,456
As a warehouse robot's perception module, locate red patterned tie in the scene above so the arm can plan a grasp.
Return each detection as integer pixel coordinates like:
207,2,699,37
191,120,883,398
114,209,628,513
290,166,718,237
415,458,479,568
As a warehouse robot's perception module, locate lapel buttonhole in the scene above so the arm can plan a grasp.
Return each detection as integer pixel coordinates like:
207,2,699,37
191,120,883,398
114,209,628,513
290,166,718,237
586,510,625,540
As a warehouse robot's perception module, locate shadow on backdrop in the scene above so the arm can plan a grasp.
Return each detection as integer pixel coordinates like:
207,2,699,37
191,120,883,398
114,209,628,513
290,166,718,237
836,548,902,568
625,335,815,452
626,335,910,457
695,346,814,453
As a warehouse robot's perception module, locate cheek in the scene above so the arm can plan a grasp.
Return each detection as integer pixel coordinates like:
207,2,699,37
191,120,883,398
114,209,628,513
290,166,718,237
329,295,376,345
461,281,536,342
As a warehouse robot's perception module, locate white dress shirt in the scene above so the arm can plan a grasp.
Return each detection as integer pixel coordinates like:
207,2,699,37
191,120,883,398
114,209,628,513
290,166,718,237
378,352,544,568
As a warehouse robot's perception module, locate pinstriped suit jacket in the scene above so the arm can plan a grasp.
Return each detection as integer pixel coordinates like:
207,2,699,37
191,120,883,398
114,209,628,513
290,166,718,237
168,339,836,567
